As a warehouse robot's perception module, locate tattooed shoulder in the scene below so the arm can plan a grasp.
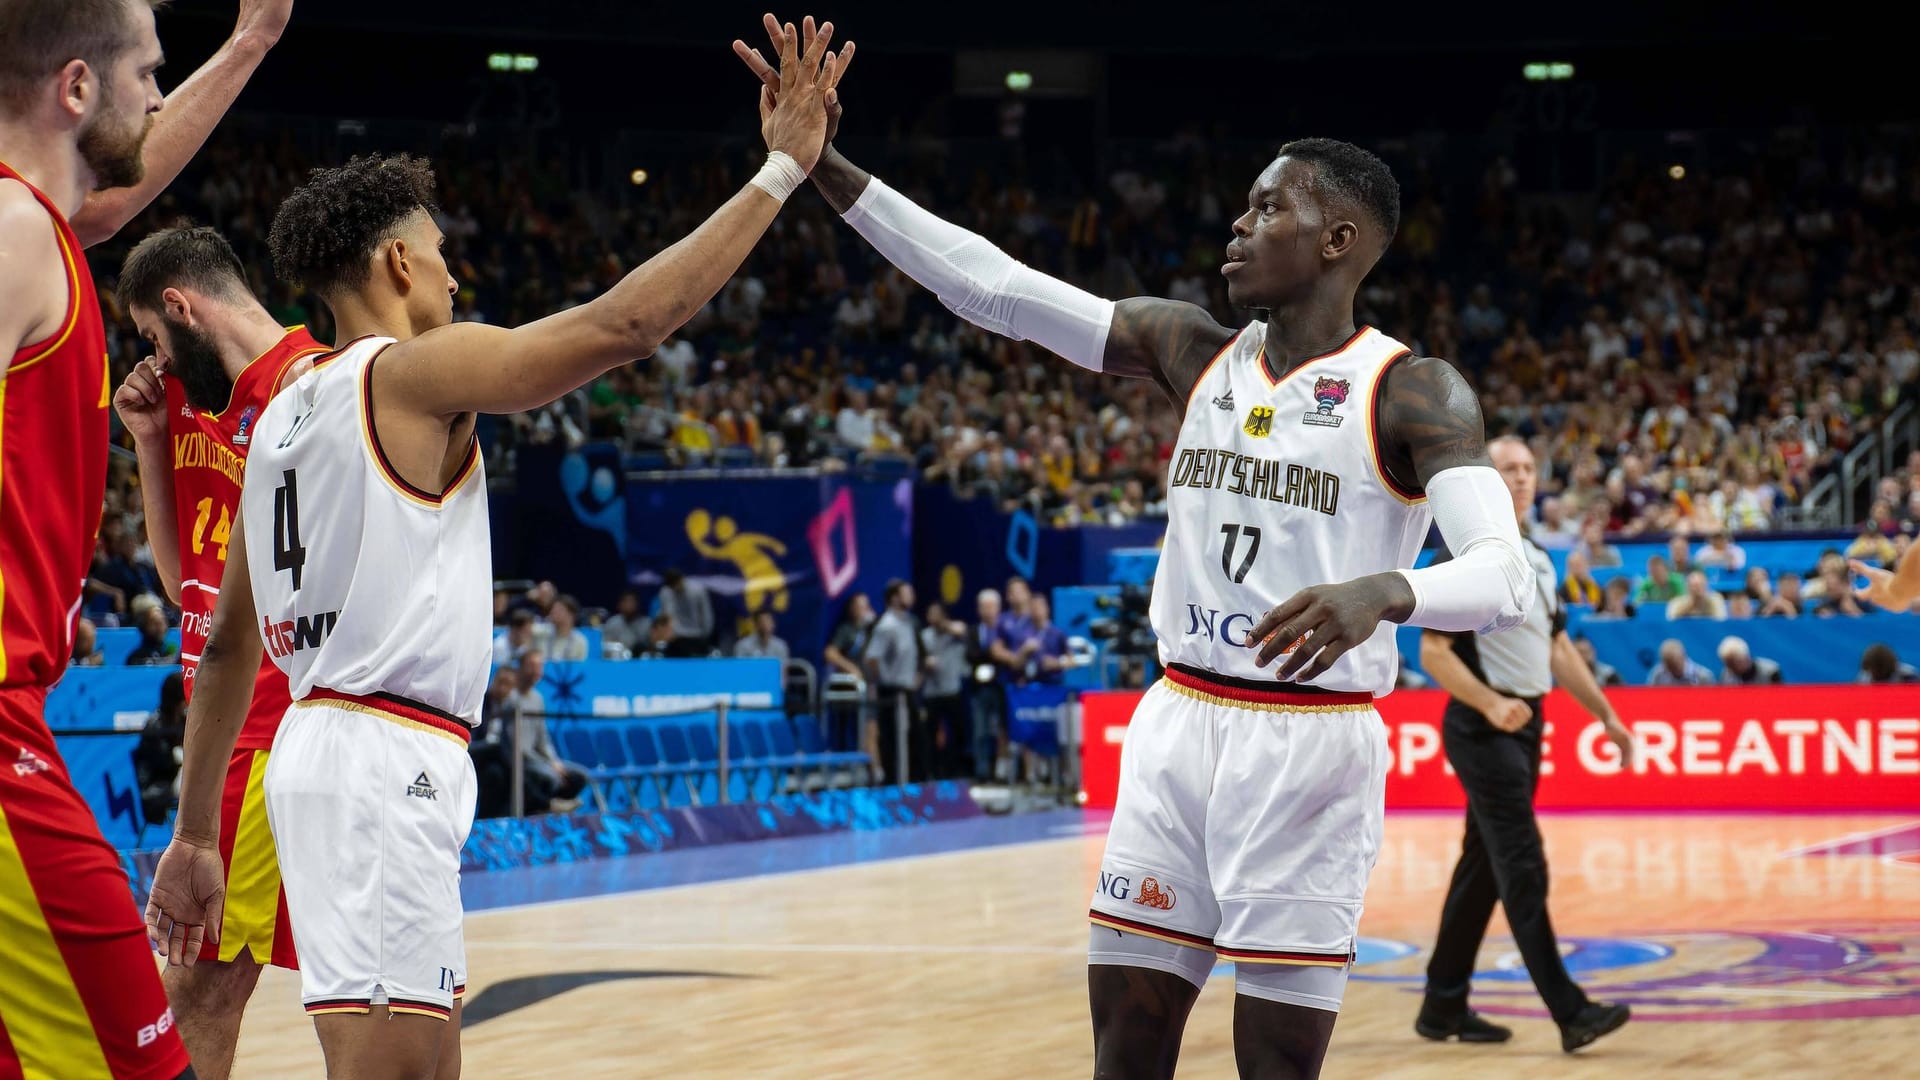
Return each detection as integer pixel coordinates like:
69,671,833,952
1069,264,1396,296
1106,297,1234,403
1376,354,1492,494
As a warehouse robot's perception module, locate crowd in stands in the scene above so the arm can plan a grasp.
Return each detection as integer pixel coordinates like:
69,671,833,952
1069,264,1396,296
84,124,1920,555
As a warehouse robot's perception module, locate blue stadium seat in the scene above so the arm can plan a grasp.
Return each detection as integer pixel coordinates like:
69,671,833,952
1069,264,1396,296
686,721,750,802
786,714,872,786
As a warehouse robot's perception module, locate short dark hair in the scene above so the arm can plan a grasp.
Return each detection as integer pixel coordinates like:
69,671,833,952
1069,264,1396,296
1276,137,1401,252
883,579,907,606
268,154,439,297
117,225,248,313
0,0,163,111
554,595,580,618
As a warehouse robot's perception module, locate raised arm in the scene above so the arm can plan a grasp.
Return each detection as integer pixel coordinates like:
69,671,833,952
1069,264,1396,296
145,514,261,965
375,24,834,419
737,21,1234,403
111,357,185,602
73,0,293,248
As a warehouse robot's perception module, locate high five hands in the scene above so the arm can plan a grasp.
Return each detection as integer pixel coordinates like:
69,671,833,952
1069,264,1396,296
734,14,856,160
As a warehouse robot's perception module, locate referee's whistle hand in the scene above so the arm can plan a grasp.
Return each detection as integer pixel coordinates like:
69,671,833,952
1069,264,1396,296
1485,697,1533,733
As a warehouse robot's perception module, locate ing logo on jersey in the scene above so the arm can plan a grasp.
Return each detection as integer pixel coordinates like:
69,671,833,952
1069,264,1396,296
1242,406,1275,438
1303,376,1351,428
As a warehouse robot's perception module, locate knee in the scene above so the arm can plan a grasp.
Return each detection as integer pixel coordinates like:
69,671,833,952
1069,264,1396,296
165,958,261,1015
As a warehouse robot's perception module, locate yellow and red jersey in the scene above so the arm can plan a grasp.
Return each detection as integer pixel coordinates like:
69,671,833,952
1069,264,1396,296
167,325,326,748
0,161,192,1080
0,161,110,691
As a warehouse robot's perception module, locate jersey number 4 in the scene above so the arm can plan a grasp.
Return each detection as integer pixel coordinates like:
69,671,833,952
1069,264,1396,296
273,469,308,590
1219,523,1262,584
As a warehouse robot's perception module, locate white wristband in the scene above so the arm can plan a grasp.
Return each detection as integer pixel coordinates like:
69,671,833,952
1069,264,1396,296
749,150,807,203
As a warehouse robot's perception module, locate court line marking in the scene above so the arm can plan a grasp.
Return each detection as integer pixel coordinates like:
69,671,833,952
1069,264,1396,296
466,832,1084,919
468,941,1916,1001
1776,820,1920,860
472,940,1084,957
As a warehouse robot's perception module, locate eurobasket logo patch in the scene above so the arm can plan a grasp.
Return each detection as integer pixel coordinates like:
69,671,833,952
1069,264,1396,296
1304,376,1351,428
233,405,259,446
1242,406,1275,438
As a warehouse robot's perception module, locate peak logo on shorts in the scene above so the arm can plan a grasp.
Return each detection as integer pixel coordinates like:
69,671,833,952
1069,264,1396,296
13,747,50,778
408,771,438,800
1134,876,1177,911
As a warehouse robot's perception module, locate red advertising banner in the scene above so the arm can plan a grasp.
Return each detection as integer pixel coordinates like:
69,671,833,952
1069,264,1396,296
1080,685,1920,811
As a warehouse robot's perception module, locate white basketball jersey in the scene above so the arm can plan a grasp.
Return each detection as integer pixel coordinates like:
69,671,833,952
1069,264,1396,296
240,337,492,723
1149,324,1434,696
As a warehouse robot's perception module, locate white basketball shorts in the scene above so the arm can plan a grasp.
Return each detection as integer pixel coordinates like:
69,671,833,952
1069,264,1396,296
265,689,478,1020
1089,664,1388,971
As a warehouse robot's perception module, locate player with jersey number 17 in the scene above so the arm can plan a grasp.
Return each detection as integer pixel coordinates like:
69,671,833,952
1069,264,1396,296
738,16,1535,1076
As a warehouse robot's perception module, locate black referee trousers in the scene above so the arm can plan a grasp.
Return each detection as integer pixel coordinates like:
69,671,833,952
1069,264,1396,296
1423,694,1589,1022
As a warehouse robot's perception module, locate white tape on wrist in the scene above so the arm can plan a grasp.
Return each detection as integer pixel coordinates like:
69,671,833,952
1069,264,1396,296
750,151,808,203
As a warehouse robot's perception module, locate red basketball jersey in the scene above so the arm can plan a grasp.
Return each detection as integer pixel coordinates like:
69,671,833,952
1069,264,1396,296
168,326,325,747
0,162,110,690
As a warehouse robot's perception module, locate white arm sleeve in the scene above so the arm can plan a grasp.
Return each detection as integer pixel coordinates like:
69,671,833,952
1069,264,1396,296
1395,466,1534,633
841,177,1115,371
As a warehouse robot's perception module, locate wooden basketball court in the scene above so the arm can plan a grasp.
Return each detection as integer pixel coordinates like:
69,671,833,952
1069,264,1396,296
226,810,1920,1077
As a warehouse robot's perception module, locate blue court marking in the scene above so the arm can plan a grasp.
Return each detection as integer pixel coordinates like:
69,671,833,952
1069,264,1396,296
464,808,1088,913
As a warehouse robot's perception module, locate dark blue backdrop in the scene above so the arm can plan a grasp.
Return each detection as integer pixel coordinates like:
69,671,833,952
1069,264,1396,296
910,483,1161,618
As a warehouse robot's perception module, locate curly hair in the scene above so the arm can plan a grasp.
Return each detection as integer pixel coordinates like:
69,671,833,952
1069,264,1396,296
117,224,247,312
267,153,440,297
1276,137,1401,253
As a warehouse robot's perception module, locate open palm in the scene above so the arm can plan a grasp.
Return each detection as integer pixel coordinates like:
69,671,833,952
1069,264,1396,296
734,14,857,151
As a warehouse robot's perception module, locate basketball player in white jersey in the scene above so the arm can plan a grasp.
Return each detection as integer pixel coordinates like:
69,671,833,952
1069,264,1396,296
145,25,846,1079
739,20,1532,1077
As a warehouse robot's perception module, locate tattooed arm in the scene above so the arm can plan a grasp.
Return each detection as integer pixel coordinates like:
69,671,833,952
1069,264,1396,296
1374,354,1496,494
1252,354,1532,681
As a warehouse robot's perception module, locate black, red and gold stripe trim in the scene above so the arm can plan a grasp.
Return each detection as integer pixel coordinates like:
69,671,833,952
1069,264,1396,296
303,996,457,1019
1163,664,1374,712
387,997,455,1021
305,996,374,1016
1088,909,1214,951
1257,325,1373,389
454,982,467,1000
1215,943,1355,968
1367,348,1426,505
301,687,475,746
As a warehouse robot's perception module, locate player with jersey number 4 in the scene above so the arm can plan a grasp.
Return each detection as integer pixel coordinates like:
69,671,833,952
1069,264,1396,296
738,16,1535,1077
144,21,848,1080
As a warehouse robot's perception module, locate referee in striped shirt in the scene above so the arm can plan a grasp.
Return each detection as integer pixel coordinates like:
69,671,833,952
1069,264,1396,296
1413,436,1637,1054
